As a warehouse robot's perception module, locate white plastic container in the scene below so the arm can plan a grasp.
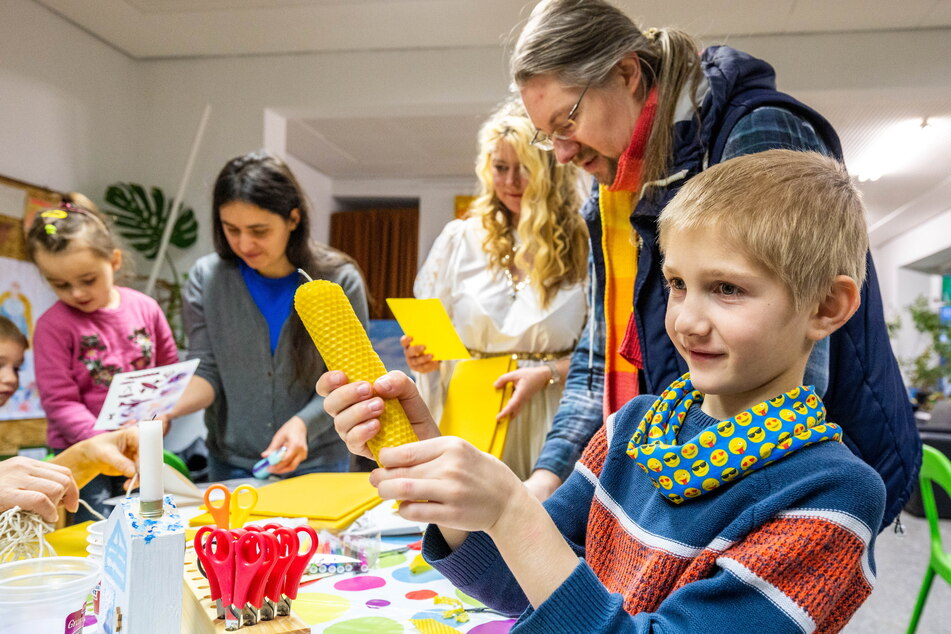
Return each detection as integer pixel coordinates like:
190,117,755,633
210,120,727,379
86,520,106,539
0,556,100,633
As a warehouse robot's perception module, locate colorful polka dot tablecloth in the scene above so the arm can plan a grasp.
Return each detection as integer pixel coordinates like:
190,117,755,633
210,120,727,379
294,542,516,633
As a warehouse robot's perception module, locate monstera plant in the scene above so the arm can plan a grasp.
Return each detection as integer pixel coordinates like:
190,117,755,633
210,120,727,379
103,183,198,348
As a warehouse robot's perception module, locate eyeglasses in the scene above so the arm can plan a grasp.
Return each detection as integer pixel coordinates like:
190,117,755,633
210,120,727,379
530,83,591,151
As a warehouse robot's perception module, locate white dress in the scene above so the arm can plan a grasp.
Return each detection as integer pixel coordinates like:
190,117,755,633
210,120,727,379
414,217,586,479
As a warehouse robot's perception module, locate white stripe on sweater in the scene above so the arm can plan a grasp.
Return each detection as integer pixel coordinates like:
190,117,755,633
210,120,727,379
717,556,815,634
777,509,877,588
576,461,732,559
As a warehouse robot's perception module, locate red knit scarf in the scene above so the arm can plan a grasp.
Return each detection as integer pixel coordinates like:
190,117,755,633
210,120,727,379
600,88,657,416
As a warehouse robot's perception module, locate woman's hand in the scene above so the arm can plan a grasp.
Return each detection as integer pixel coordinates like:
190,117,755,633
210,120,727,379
0,457,79,523
263,416,308,474
494,365,553,421
373,436,525,535
318,370,440,461
401,335,440,374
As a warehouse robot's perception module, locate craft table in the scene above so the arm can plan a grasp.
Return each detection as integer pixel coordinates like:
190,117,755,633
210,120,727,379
49,486,516,633
283,539,516,633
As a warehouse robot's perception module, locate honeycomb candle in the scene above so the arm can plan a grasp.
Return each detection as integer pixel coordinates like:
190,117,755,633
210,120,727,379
294,270,418,463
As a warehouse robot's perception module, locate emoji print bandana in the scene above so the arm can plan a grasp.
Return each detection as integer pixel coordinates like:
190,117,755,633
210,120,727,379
626,373,842,504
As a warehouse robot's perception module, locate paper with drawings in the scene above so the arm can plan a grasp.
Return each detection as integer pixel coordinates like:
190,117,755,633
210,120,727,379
93,358,199,430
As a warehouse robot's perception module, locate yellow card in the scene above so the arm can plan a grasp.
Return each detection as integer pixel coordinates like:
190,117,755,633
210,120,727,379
439,356,515,457
189,472,382,530
45,520,94,557
385,298,471,361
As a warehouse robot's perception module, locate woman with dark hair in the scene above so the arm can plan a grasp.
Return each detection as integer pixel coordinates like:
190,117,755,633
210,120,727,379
167,151,369,480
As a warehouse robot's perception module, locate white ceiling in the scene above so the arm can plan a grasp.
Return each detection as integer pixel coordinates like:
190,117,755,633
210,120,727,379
30,0,951,59
32,0,951,249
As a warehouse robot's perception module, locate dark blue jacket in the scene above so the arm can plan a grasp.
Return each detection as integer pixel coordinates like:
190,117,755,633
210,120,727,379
587,45,919,531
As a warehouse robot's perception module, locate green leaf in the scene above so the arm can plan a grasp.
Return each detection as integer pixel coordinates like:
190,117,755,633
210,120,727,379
103,183,198,259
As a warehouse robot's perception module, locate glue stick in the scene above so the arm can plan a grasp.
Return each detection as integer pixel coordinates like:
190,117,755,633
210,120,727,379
252,446,287,479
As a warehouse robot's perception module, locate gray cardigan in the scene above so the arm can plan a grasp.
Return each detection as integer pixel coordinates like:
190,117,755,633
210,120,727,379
182,253,369,472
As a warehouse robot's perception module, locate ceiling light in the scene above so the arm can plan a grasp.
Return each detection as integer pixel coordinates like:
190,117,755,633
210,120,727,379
850,117,947,183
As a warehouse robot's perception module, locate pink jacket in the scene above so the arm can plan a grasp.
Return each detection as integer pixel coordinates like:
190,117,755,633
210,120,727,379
34,286,179,449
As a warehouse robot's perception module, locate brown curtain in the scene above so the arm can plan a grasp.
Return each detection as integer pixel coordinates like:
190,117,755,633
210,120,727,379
330,207,418,319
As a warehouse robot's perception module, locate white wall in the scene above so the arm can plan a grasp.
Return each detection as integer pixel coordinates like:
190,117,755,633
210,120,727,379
872,208,951,365
5,1,951,337
0,0,142,203
1,0,509,276
137,46,509,274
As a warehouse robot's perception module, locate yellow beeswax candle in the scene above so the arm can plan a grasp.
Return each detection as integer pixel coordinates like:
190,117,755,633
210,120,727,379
294,274,418,463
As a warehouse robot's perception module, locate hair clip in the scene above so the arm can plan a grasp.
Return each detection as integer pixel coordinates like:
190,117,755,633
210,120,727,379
40,209,69,220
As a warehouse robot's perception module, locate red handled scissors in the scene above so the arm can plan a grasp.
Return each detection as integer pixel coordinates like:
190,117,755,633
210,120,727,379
201,528,239,629
204,483,259,529
279,525,319,614
256,525,298,620
193,525,226,620
232,531,277,627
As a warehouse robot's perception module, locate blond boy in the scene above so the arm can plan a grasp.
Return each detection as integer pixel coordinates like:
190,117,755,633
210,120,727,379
320,150,886,633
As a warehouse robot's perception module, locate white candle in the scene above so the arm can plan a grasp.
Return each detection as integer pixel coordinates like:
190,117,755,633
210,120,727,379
138,419,164,504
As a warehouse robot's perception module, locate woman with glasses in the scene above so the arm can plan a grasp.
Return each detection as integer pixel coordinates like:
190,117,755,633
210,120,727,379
513,0,918,529
401,98,588,484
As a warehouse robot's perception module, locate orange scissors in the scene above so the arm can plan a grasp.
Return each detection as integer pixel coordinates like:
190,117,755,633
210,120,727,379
204,483,259,529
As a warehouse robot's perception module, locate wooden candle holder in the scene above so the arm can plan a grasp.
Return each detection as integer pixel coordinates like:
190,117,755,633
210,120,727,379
181,540,309,634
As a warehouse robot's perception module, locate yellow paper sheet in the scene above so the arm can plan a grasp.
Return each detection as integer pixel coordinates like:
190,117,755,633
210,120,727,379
45,520,94,557
386,298,471,361
188,501,378,531
439,356,515,457
189,472,382,530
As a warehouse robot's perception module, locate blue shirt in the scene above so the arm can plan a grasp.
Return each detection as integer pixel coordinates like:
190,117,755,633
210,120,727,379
239,261,298,354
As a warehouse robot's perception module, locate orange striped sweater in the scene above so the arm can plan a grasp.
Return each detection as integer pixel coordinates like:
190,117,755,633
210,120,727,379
426,394,886,633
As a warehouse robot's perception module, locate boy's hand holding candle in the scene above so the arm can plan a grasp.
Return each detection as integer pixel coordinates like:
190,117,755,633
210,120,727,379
295,276,419,464
318,370,440,461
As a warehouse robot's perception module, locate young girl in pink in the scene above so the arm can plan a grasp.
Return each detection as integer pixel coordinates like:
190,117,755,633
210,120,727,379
26,197,179,520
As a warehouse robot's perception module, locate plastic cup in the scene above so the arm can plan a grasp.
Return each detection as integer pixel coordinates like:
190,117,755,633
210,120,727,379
86,544,104,558
0,556,100,633
86,520,106,538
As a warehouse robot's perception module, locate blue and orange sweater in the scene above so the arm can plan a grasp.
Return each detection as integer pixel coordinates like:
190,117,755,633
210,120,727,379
425,394,886,633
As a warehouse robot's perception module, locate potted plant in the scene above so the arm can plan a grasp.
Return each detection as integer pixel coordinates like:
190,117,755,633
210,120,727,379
891,295,951,411
103,183,198,348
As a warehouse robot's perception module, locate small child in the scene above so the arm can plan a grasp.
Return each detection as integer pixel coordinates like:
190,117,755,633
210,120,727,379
26,197,179,520
0,315,139,523
0,316,28,407
320,150,887,632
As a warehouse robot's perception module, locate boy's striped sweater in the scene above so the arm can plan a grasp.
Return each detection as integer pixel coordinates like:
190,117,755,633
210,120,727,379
424,394,886,633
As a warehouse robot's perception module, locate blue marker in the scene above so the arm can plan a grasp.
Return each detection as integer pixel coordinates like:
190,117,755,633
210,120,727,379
252,446,287,479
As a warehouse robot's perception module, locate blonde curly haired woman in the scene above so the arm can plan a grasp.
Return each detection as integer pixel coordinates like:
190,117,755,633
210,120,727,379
402,99,588,484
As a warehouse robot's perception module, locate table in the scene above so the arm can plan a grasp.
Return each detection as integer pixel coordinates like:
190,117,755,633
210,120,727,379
51,523,516,633
289,536,515,633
